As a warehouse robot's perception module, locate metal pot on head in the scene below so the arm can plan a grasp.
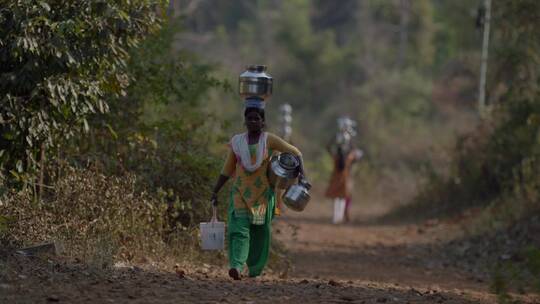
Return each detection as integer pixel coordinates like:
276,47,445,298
283,180,311,212
239,65,273,100
268,152,299,189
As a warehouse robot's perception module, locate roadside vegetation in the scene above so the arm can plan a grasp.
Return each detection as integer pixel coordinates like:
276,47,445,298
0,1,229,269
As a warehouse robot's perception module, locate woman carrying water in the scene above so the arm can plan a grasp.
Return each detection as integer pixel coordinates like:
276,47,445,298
210,66,307,280
325,117,362,224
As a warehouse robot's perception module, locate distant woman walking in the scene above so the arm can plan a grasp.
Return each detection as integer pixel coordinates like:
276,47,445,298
325,117,362,224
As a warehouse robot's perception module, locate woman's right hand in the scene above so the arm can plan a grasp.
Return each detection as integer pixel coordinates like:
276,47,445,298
211,174,230,207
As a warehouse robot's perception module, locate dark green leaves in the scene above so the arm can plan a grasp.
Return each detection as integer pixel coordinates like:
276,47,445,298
0,0,166,184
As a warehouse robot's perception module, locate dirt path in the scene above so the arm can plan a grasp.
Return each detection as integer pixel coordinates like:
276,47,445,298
274,199,496,303
2,199,539,303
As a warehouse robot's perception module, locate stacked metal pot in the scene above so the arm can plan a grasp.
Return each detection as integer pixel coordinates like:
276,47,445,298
267,153,311,212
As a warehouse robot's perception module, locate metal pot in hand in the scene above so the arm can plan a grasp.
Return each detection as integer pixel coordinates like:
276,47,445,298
267,152,299,189
239,65,273,100
283,180,311,212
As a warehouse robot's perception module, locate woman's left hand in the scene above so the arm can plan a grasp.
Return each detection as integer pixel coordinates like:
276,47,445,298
298,173,308,184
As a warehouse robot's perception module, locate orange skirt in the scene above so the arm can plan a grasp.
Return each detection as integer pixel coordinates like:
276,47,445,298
325,170,351,199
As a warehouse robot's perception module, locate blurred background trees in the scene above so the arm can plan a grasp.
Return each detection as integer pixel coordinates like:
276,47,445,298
175,0,484,207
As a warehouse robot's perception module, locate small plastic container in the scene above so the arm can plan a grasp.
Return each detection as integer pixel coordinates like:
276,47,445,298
200,206,225,250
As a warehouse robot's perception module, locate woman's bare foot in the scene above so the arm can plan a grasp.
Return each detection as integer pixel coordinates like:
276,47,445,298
228,268,241,280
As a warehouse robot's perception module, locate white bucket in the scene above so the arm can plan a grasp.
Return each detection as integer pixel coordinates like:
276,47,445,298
200,206,225,250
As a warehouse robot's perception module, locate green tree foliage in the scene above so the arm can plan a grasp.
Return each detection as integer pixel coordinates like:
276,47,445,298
67,19,229,229
0,0,165,184
431,0,483,70
311,0,357,45
479,0,540,205
412,0,540,214
274,0,353,111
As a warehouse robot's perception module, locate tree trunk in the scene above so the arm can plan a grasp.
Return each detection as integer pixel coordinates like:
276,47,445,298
478,0,492,115
397,0,410,69
38,142,46,202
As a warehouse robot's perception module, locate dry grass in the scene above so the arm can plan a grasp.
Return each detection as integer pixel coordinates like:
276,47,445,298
0,165,290,274
0,165,204,269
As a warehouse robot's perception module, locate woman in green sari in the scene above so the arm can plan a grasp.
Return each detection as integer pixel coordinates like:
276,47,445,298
211,100,306,280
